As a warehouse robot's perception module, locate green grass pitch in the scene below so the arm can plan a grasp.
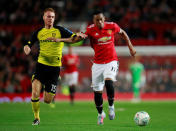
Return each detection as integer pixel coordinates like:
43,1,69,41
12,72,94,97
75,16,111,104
0,101,176,131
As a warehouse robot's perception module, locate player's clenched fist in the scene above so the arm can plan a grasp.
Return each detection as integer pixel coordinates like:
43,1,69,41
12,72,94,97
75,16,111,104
24,45,31,55
76,32,87,39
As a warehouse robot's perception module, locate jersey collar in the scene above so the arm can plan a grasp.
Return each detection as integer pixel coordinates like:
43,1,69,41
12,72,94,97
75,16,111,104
95,22,107,31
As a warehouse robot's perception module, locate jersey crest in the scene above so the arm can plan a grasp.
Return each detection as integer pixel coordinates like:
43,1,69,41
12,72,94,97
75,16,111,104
107,29,112,35
52,33,56,37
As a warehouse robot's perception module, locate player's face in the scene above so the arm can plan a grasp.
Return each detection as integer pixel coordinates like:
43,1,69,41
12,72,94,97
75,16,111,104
93,13,105,29
43,11,55,27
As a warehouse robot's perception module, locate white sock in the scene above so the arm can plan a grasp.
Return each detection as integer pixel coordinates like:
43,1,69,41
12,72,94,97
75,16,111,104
109,104,114,109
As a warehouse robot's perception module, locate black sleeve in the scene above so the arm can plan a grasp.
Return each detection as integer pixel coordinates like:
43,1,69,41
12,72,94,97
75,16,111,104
27,28,41,48
56,26,73,38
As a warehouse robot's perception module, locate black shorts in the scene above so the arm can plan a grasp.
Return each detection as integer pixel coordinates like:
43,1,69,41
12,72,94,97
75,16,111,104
32,62,60,95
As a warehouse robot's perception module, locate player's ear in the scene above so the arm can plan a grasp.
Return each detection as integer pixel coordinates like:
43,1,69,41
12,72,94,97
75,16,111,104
43,13,46,21
103,16,106,21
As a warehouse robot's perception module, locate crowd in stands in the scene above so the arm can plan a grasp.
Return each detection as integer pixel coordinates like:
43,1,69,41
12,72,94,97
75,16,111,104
0,0,176,94
0,0,175,45
0,0,175,24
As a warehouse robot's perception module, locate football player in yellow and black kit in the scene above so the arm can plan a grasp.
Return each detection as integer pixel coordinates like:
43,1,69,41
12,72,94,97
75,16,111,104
24,8,85,125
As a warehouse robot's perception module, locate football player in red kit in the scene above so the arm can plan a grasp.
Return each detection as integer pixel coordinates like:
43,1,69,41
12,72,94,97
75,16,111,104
84,11,136,125
62,46,79,104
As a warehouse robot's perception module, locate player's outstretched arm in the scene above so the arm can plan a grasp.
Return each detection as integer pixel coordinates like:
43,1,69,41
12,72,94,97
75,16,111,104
24,45,31,55
47,33,87,43
119,29,136,57
47,37,73,43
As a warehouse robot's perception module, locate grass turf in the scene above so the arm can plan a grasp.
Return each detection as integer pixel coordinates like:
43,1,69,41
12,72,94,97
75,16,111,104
0,101,176,131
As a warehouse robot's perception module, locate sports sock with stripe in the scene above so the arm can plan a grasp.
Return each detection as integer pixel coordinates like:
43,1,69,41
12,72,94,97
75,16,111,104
31,98,40,120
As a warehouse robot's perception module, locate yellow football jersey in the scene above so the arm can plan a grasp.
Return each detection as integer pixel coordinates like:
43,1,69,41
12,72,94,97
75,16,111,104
27,26,73,67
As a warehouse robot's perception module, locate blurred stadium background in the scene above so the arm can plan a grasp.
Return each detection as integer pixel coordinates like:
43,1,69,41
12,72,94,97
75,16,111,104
0,0,176,102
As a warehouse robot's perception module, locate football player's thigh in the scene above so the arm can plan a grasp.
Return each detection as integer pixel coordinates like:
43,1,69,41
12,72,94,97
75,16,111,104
91,64,104,88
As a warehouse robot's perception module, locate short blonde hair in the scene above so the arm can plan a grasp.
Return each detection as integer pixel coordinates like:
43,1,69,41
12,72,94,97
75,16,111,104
44,8,55,14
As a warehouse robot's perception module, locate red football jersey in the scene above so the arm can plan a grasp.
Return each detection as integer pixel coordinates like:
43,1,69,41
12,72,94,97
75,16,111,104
62,54,79,73
85,22,120,64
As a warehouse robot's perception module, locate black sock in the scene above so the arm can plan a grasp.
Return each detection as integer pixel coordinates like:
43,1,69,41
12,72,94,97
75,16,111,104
105,80,114,106
94,92,103,114
69,85,75,103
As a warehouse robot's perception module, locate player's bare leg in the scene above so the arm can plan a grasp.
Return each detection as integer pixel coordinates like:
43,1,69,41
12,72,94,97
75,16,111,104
49,96,56,108
31,79,42,125
43,91,55,104
50,79,62,108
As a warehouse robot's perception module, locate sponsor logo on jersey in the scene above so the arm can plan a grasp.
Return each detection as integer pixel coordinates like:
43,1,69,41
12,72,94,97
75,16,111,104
39,40,53,42
68,58,76,64
98,36,111,42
